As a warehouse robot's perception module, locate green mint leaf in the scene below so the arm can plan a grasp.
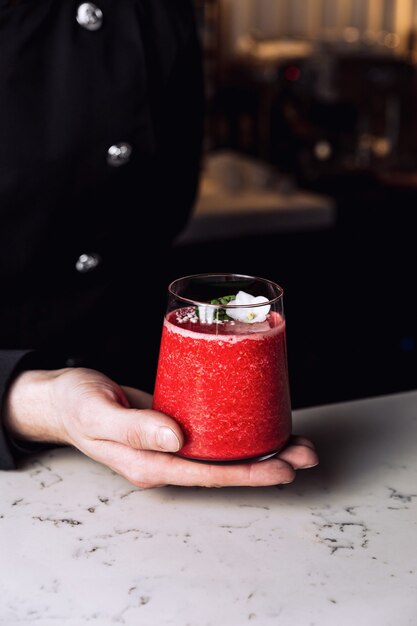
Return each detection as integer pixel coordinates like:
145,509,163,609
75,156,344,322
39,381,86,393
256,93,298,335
210,295,236,305
210,294,236,321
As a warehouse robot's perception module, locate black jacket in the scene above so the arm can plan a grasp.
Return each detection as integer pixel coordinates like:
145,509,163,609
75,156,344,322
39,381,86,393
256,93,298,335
0,0,204,468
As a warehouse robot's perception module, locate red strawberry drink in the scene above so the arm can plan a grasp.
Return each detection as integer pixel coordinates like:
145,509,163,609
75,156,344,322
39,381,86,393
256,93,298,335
152,274,292,462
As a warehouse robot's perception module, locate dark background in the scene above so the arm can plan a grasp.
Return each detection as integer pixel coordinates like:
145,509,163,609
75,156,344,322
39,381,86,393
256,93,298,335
172,1,417,409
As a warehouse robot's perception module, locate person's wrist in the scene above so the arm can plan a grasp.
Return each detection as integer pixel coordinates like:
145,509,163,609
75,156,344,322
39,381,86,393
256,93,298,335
3,369,68,445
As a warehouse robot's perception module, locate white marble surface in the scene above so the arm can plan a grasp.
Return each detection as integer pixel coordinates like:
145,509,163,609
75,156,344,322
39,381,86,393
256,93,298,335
1,391,417,626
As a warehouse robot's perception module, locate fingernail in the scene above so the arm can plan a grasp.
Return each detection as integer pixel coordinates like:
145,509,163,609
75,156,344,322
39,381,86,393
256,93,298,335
158,427,180,452
301,462,319,469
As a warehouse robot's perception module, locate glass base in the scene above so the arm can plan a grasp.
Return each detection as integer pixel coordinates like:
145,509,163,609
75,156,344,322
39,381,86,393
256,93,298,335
175,449,280,465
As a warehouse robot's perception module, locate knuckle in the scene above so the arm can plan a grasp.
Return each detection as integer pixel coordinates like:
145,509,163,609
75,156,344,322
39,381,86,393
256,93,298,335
128,466,164,490
131,477,163,489
205,465,226,488
132,481,157,490
125,425,146,450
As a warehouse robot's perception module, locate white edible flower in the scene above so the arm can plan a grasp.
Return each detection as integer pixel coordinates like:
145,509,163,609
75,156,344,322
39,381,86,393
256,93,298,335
226,290,271,323
198,304,216,324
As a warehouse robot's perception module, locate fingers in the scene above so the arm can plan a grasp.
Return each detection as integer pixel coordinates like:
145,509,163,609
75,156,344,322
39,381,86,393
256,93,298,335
276,435,318,469
276,441,319,470
88,440,297,488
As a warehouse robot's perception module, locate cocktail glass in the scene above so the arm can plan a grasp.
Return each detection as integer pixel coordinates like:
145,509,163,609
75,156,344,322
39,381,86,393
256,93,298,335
152,273,292,462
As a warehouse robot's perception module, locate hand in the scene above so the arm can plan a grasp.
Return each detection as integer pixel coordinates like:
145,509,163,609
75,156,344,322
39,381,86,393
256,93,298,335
4,367,318,488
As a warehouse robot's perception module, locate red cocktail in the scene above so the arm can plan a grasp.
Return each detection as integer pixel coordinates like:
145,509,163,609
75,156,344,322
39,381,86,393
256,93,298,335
152,274,292,462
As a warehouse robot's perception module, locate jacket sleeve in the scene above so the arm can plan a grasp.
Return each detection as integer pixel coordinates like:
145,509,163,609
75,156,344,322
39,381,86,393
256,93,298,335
0,350,62,470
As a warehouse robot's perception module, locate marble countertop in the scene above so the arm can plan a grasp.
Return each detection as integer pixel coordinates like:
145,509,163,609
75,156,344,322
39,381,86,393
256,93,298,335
1,391,417,626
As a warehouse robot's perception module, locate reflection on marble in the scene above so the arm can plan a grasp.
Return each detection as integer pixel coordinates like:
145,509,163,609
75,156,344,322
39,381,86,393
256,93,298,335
1,391,417,625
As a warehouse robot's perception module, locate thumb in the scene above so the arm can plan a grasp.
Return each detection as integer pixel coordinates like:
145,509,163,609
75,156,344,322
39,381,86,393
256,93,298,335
89,401,184,453
125,408,184,452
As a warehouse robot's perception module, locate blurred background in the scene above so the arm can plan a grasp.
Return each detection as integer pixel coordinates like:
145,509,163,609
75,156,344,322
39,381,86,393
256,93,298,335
173,0,417,409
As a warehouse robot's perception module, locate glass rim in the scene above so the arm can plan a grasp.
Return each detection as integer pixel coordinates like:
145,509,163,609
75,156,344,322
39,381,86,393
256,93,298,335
167,273,284,308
